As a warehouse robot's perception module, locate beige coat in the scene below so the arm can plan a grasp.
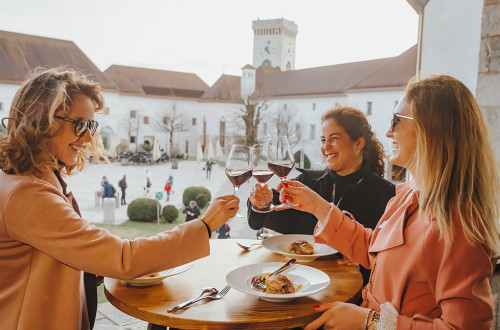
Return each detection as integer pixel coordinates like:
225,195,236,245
0,170,210,330
315,181,494,329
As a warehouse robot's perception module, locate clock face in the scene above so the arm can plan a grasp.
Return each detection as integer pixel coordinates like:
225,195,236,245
259,40,276,58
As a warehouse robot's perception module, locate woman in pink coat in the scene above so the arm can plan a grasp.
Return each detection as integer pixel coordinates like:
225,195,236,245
279,75,499,329
0,67,239,329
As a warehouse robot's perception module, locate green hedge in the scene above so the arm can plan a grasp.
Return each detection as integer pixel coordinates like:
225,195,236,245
162,205,179,223
183,186,211,206
127,198,161,222
294,151,311,169
195,194,209,209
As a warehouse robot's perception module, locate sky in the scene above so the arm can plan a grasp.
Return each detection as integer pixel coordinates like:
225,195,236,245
0,0,419,86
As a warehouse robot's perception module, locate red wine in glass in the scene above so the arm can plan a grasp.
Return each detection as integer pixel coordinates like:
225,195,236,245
267,136,297,210
225,144,253,217
267,161,294,178
226,169,253,187
252,169,274,184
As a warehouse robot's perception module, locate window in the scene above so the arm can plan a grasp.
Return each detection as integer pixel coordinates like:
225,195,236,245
130,110,136,118
130,136,136,143
103,107,110,115
163,116,168,125
284,104,288,111
309,124,316,140
0,102,3,111
143,116,149,125
263,122,267,136
312,103,316,111
192,118,197,126
219,118,226,147
366,102,372,116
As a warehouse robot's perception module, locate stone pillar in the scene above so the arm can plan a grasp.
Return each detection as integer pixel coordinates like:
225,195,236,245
477,0,500,161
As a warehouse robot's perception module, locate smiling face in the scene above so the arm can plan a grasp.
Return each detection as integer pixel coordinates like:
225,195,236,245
386,95,417,174
320,118,364,176
49,93,95,166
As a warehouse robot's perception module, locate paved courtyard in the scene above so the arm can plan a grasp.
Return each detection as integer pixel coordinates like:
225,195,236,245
65,159,299,329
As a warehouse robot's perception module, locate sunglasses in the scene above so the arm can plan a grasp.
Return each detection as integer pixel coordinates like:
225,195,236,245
390,113,413,132
54,115,99,137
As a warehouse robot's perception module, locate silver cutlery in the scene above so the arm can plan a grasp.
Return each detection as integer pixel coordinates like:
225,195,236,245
236,242,262,250
167,287,218,313
250,258,297,290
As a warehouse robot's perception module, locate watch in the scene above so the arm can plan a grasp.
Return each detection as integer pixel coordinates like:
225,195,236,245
259,40,275,58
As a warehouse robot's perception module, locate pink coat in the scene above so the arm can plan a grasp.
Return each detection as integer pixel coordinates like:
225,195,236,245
314,181,493,329
0,170,210,329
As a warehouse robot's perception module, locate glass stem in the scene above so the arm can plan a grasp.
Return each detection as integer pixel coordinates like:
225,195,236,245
233,185,239,195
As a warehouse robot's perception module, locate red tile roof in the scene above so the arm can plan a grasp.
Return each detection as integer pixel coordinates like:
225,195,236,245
0,30,117,91
104,65,209,99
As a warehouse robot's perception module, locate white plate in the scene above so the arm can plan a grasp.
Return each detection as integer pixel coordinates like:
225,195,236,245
226,262,330,302
124,262,194,287
262,234,337,262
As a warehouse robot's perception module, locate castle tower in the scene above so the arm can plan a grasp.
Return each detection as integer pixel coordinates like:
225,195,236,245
252,18,298,71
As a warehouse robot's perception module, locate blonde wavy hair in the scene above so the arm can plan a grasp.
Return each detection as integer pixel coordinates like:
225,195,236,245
407,75,500,252
0,67,107,176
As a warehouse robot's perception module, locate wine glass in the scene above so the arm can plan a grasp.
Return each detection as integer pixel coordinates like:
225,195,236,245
225,144,253,217
251,143,274,212
267,136,296,210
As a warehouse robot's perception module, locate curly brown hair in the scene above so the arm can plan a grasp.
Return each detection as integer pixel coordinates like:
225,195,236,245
0,67,107,176
321,107,386,177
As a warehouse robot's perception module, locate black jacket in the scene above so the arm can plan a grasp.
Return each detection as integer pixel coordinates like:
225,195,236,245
247,163,396,288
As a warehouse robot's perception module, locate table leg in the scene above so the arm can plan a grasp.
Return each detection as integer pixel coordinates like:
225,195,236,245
147,323,167,330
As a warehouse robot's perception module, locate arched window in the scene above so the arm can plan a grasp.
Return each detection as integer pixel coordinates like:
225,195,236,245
203,117,207,152
286,61,291,71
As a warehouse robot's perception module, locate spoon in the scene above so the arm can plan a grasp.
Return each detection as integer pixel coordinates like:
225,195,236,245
167,287,218,313
236,242,262,250
251,258,297,290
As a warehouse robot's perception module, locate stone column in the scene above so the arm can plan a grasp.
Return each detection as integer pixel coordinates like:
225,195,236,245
477,0,500,161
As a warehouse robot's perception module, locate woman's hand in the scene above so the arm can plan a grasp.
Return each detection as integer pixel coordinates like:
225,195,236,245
276,180,331,221
200,195,240,231
304,302,369,330
249,184,273,209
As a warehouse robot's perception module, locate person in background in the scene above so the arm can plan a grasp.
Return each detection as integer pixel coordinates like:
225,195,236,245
204,158,215,179
100,175,107,187
0,67,240,329
248,107,396,289
279,75,499,329
217,223,230,239
168,173,173,187
144,177,152,197
164,180,172,201
118,175,127,205
102,178,115,198
183,200,201,222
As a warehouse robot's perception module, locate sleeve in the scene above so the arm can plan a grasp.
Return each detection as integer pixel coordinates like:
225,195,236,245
396,223,494,329
3,181,210,280
314,206,374,268
246,172,319,234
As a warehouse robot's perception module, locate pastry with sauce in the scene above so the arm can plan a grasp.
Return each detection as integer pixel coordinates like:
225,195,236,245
288,240,315,255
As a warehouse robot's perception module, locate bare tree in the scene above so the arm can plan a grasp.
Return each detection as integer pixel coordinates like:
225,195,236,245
269,105,302,148
232,96,269,146
156,102,188,154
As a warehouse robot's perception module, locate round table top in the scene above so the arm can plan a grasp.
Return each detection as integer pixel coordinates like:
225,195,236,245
104,238,362,329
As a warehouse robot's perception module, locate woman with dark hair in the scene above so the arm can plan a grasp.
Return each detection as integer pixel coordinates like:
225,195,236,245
248,106,396,288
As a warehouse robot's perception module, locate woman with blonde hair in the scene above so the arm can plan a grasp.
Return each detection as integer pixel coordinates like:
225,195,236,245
280,75,499,329
0,67,239,329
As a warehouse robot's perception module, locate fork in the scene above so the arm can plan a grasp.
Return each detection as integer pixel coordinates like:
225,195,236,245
167,287,218,313
203,285,231,302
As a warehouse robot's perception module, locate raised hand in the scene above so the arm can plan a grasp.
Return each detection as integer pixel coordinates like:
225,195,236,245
200,195,240,232
249,183,273,209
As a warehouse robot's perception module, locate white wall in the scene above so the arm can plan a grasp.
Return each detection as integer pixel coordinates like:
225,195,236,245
420,0,483,93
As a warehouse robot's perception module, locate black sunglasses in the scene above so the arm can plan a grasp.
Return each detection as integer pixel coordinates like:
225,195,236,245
390,113,413,132
54,115,99,137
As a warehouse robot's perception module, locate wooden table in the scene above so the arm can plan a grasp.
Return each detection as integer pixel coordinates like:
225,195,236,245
104,239,362,329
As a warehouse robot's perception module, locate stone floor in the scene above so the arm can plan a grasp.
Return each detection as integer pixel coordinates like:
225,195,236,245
94,302,148,330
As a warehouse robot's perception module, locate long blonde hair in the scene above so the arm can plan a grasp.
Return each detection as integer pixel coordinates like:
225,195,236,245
0,67,107,176
407,75,500,252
